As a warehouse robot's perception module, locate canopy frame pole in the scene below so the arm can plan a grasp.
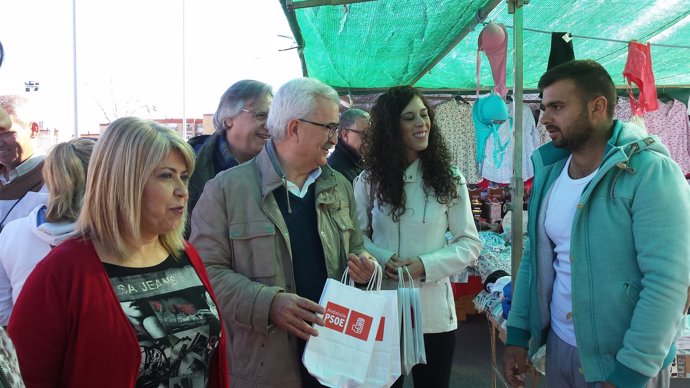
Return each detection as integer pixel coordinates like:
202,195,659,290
286,0,376,10
509,0,526,282
72,0,79,137
281,0,310,76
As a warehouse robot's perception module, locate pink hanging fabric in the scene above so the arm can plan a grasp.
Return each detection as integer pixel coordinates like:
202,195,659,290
623,41,659,116
476,22,508,98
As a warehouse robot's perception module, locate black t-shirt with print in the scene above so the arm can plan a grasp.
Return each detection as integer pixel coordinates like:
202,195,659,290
104,252,221,388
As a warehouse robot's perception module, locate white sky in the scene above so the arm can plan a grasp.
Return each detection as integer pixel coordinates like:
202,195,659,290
0,0,303,137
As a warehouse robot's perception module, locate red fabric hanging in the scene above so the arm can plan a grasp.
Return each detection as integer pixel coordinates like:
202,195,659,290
623,41,659,116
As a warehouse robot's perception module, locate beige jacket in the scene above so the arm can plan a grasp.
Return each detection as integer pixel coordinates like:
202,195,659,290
190,144,366,388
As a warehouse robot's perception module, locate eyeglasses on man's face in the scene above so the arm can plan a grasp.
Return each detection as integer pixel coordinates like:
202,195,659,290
298,118,339,138
241,108,268,122
344,126,370,135
344,117,371,135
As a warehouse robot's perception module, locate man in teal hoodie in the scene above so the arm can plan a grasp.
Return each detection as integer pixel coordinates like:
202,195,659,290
503,59,690,388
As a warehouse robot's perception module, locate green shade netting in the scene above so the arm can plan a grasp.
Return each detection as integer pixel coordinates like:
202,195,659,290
285,0,690,90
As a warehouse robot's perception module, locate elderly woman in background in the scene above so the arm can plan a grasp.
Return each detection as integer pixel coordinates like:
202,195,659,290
0,138,94,326
8,117,228,388
354,86,481,388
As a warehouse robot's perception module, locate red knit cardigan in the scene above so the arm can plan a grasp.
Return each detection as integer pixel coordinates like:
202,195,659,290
8,238,229,388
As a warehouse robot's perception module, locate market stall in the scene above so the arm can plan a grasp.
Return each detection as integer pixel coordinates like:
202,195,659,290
280,0,690,270
280,1,690,384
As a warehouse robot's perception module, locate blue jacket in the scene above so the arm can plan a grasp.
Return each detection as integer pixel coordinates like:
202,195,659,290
506,120,690,388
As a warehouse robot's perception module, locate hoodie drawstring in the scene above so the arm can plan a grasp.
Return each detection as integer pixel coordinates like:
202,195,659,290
282,177,292,214
265,138,293,213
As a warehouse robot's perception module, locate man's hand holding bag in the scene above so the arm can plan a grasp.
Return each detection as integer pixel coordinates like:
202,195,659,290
303,262,385,387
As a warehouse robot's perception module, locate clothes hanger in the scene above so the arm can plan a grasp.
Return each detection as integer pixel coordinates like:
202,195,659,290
454,93,470,105
658,93,673,103
657,87,673,104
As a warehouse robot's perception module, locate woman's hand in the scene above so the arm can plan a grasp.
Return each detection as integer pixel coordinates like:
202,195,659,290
384,255,425,280
384,254,403,280
399,256,425,279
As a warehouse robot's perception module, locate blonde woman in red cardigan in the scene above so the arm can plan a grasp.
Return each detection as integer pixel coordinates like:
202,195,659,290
8,117,228,388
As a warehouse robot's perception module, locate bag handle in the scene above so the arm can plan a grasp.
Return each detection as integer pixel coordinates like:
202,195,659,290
341,260,383,291
397,266,415,289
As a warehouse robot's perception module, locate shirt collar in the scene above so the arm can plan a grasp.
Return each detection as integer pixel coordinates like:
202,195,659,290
0,154,44,184
286,167,322,198
402,159,421,183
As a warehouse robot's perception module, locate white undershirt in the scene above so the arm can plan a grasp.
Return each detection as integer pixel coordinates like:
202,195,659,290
544,155,597,347
286,167,322,198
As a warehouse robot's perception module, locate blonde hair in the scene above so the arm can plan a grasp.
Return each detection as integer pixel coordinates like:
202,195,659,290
43,138,94,223
77,117,196,260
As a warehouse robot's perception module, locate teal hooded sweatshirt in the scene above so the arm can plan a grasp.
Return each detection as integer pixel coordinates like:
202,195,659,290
506,120,690,388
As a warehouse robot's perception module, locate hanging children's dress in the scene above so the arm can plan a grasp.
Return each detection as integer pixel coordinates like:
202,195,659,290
436,98,483,184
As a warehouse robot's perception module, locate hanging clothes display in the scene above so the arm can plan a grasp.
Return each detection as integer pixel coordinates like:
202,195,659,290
616,97,690,175
535,111,553,146
623,41,659,116
472,93,509,175
540,31,576,98
547,32,575,70
476,22,508,98
481,102,539,184
614,96,634,121
436,98,483,184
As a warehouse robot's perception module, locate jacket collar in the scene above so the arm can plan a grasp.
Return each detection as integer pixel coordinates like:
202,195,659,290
334,140,362,166
215,133,239,171
403,159,422,183
606,119,669,158
257,139,339,198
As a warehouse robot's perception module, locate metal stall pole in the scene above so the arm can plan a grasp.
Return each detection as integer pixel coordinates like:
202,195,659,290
182,0,187,138
72,0,79,138
508,0,527,282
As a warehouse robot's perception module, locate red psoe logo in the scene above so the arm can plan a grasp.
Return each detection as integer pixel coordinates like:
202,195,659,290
324,302,349,333
345,310,373,341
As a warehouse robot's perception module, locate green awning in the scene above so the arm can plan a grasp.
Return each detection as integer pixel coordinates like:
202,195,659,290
281,0,690,92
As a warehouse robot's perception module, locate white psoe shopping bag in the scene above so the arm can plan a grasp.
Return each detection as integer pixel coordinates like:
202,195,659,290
397,266,426,375
359,289,401,388
410,282,427,365
303,265,385,388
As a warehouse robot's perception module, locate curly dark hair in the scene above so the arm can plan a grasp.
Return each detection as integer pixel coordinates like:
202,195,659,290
362,86,459,222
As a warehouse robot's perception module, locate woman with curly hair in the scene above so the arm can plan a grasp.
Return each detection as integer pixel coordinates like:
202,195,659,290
354,86,481,388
